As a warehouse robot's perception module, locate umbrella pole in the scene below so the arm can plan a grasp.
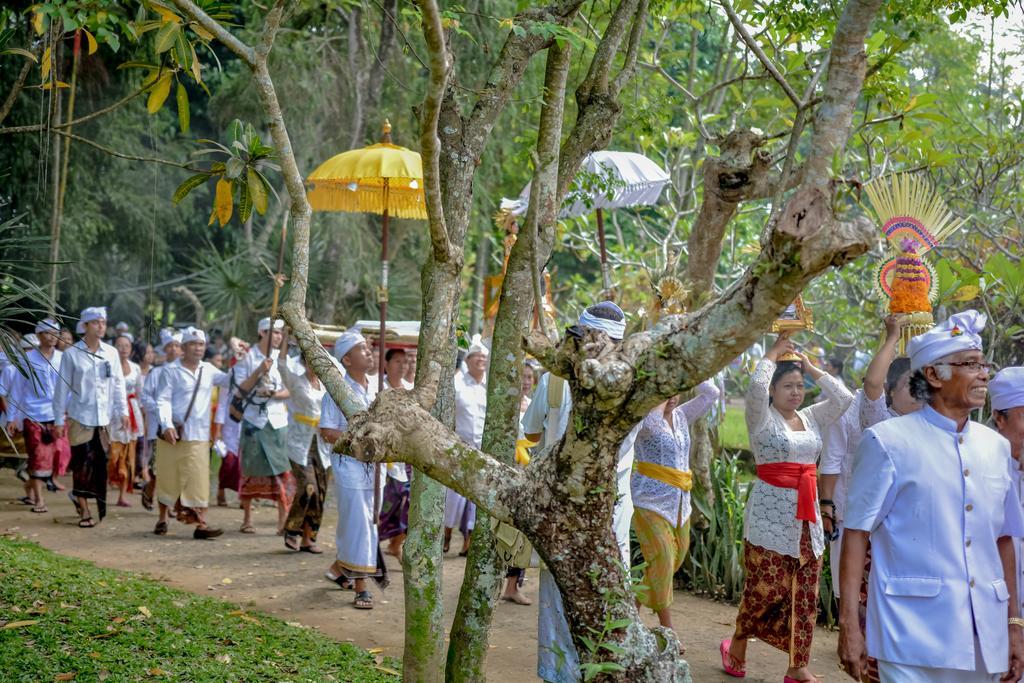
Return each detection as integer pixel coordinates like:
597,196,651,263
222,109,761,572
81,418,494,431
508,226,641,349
378,179,389,392
596,208,612,298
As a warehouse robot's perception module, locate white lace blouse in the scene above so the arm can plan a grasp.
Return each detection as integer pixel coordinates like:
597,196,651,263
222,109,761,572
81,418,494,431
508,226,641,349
631,381,720,526
743,359,853,559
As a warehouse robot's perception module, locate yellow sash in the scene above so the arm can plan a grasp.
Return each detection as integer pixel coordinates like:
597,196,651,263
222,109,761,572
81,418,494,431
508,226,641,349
293,413,319,428
635,461,693,492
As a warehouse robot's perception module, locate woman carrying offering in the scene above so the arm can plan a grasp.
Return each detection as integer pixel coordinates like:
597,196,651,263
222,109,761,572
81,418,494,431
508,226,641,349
632,378,720,652
722,332,852,683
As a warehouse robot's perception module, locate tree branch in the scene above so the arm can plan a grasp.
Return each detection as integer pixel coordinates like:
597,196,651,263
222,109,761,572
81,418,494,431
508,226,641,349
418,0,453,262
0,57,34,127
52,130,204,171
0,82,149,135
171,0,255,65
338,390,524,524
720,0,801,107
463,0,585,159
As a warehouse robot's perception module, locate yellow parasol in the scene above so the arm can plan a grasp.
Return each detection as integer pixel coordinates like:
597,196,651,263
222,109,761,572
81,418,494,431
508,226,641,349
306,120,427,390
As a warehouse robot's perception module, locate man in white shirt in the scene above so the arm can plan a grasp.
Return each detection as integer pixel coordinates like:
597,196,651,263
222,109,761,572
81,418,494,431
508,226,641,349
154,327,229,539
991,368,1024,625
52,307,128,527
234,317,292,534
139,329,182,510
321,331,385,610
819,315,916,595
840,310,1024,682
444,335,488,555
521,301,638,683
5,319,68,513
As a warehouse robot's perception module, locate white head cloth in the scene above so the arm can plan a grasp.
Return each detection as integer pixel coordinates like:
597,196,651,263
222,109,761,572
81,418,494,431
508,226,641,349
466,334,490,358
78,307,105,327
577,301,626,340
907,309,986,372
258,317,284,333
159,328,183,349
115,321,130,332
35,318,60,335
181,326,207,345
990,367,1024,411
21,334,39,349
117,332,134,344
334,330,366,361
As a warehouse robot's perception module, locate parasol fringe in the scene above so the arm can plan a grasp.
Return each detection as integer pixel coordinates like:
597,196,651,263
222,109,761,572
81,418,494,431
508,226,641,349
307,183,428,220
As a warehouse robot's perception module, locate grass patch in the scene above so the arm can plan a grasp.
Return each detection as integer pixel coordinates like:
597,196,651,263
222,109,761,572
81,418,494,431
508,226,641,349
0,536,398,682
718,405,749,451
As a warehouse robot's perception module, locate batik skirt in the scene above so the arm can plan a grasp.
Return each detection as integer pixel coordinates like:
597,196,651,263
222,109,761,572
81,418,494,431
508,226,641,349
632,506,691,612
379,465,411,541
284,440,328,540
734,522,821,668
107,439,136,492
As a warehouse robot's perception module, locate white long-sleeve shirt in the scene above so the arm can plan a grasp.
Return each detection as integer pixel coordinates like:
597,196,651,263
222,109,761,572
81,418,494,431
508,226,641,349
743,359,853,559
320,372,380,490
632,381,720,526
156,360,229,442
454,373,487,448
6,348,62,424
232,346,288,429
52,340,127,428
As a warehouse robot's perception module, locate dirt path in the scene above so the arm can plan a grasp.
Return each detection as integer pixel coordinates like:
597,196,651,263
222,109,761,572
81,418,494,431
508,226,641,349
1,475,843,681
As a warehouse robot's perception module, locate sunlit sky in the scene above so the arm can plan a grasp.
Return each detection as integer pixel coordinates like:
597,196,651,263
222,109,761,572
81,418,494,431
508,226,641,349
964,5,1024,84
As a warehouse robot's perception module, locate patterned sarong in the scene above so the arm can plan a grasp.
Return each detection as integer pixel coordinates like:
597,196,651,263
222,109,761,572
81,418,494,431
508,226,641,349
734,522,821,668
632,506,691,612
284,440,328,539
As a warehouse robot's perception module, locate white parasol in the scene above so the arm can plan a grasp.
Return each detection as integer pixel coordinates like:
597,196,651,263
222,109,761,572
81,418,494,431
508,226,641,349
500,150,670,294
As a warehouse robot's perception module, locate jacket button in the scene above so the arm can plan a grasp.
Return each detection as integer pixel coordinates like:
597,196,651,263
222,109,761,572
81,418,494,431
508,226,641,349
959,436,964,444
963,468,970,476
966,504,974,511
970,579,976,587
966,539,972,547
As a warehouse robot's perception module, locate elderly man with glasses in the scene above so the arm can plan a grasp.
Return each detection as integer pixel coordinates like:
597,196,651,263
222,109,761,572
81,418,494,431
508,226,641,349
839,310,1024,683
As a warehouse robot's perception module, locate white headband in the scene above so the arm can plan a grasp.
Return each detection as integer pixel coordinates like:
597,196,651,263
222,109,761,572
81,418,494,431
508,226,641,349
577,308,626,340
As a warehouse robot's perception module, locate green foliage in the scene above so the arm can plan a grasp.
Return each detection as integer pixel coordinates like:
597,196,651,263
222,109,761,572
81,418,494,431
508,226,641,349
681,453,750,602
0,536,398,682
0,210,58,380
175,119,279,226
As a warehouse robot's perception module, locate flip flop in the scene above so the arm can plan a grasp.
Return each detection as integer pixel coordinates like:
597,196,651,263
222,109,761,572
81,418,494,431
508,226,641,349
141,490,154,511
18,496,34,505
299,544,323,554
721,639,746,678
116,500,132,508
154,521,168,535
68,492,83,516
78,517,96,528
239,524,256,534
353,590,374,609
31,505,48,514
284,533,300,551
324,571,353,590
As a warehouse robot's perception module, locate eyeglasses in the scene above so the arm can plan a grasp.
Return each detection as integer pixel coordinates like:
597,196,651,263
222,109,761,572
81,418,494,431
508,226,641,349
933,361,999,375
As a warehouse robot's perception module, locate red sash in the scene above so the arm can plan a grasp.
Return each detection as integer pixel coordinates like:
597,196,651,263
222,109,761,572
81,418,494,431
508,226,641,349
756,462,817,522
126,392,140,434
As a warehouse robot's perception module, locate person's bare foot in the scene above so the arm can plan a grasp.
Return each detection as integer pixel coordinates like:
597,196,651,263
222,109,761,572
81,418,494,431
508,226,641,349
500,591,532,605
785,666,820,682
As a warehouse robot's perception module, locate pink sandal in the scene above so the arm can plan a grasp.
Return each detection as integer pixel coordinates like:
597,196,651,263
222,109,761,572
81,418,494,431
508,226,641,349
720,639,746,678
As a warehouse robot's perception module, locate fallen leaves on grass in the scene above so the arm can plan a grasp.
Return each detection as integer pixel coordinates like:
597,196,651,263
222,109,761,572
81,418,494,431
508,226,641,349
138,606,152,618
374,665,401,676
53,673,76,681
2,619,39,629
227,610,259,624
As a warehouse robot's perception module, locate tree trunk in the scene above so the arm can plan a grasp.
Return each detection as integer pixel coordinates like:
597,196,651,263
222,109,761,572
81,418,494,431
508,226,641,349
445,39,571,680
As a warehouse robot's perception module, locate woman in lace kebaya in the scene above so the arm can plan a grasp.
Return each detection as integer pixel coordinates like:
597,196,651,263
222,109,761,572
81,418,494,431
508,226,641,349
721,332,853,683
631,379,720,652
